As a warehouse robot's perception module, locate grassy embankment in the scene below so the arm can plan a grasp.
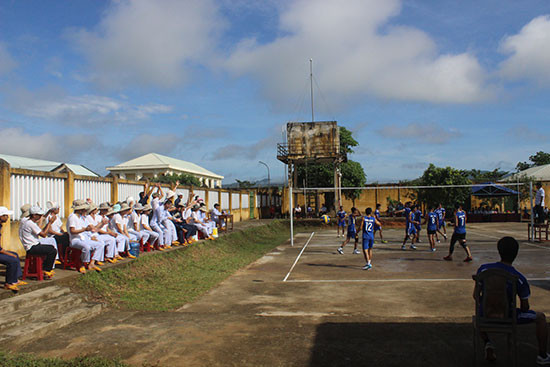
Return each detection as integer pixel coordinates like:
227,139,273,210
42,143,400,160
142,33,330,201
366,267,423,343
76,220,314,311
0,352,132,367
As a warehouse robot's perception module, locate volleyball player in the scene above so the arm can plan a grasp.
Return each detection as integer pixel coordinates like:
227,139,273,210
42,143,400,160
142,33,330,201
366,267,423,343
443,204,473,262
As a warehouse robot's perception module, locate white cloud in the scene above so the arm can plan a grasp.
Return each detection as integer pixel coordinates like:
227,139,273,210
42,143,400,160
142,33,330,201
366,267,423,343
4,86,172,126
0,128,100,162
0,42,16,75
499,15,550,85
69,0,224,89
376,122,461,144
225,0,490,107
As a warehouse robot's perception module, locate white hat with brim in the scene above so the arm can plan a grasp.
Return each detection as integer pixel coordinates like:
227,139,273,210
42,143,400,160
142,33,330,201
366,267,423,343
119,203,131,212
71,199,89,211
134,203,144,211
87,202,98,213
29,206,45,216
20,203,31,218
142,204,152,212
0,207,14,216
99,202,111,210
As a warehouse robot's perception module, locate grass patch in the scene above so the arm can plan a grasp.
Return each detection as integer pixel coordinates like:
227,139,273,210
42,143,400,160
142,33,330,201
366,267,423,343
0,351,132,367
76,220,312,311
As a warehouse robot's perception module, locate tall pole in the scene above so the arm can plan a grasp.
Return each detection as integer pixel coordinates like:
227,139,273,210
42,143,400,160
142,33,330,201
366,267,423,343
530,181,534,241
289,165,294,247
259,161,270,186
310,58,314,123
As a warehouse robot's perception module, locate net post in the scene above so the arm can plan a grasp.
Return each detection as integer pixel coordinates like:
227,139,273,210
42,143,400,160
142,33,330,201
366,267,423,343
529,180,534,242
289,184,294,247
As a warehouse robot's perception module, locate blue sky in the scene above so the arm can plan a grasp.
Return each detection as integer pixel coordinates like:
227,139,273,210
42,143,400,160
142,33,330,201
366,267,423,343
0,0,549,184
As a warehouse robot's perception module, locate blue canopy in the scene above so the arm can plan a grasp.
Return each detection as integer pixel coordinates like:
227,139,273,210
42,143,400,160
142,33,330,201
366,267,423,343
471,182,519,197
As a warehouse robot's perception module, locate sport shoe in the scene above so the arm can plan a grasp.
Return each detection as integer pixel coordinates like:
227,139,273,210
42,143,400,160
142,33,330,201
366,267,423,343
410,245,417,250
430,248,436,252
464,256,473,262
484,342,496,362
337,248,344,255
443,234,447,240
353,249,361,255
537,353,550,365
443,255,452,261
362,264,372,270
417,239,422,243
401,245,406,251
382,240,388,244
437,239,441,243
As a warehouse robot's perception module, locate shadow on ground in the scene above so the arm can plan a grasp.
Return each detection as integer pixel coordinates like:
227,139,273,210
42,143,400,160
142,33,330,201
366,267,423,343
309,321,541,367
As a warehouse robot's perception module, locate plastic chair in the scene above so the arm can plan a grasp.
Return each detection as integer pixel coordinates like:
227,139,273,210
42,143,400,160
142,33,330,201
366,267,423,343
472,268,520,367
63,247,83,271
23,254,45,280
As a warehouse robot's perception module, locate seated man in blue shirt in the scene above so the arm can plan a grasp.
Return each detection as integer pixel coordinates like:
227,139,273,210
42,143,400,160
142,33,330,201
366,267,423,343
476,236,549,364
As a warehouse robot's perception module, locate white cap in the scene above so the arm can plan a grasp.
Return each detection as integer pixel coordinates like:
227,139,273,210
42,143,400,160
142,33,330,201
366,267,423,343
0,207,14,216
29,206,45,216
46,201,59,210
126,196,135,205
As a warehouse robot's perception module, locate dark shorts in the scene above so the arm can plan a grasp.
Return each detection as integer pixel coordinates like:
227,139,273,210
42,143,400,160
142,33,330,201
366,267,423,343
362,237,374,250
347,230,356,239
451,232,466,243
415,224,421,231
517,309,537,324
439,221,446,229
406,223,417,235
338,219,346,227
374,224,381,232
427,229,437,235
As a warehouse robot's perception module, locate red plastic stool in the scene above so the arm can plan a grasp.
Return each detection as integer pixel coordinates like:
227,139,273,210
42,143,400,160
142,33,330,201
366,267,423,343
64,247,83,271
23,254,45,280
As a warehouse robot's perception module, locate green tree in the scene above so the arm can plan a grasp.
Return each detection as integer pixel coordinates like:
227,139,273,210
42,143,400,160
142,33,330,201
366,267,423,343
235,179,256,189
412,164,472,210
465,168,509,183
152,173,201,187
516,151,550,171
296,126,366,189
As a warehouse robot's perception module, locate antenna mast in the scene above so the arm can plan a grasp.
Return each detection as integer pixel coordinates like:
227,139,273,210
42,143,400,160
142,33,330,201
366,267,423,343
310,58,314,123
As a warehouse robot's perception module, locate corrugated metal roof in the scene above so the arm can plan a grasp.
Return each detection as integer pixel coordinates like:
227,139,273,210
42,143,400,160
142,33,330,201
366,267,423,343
107,153,224,179
0,153,99,177
504,164,550,181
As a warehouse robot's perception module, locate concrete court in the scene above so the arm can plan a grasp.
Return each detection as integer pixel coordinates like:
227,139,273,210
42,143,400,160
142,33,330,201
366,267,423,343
8,222,550,367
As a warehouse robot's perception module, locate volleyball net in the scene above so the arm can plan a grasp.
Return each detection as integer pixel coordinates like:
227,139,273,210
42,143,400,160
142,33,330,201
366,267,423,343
288,181,540,245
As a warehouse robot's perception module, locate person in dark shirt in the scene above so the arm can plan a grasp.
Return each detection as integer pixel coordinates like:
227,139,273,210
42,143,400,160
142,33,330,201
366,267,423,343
475,237,549,364
0,207,25,291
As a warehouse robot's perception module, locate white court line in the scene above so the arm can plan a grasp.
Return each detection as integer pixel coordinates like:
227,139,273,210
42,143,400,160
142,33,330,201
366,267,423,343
468,229,550,251
284,277,550,283
283,232,315,282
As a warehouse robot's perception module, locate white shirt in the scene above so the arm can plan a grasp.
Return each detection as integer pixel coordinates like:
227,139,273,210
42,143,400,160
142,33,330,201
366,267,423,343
46,213,63,235
19,217,29,241
183,208,192,220
110,213,125,233
139,214,150,230
19,219,42,250
152,197,160,211
128,211,140,230
211,208,222,222
536,187,545,206
67,213,87,242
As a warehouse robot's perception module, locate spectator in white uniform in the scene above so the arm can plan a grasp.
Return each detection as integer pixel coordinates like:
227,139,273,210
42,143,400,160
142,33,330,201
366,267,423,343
139,204,159,247
109,203,136,259
163,190,179,246
67,200,104,273
19,206,58,277
86,202,117,264
191,205,214,240
45,201,69,261
130,203,150,245
126,197,144,244
211,203,224,228
101,204,124,260
198,204,216,236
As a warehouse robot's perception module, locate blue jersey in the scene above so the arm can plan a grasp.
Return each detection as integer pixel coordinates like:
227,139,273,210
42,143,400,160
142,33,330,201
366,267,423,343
427,212,438,231
437,208,445,222
455,210,466,234
337,211,346,219
413,209,422,223
374,209,381,220
476,262,530,300
347,215,356,233
362,216,375,239
404,207,411,223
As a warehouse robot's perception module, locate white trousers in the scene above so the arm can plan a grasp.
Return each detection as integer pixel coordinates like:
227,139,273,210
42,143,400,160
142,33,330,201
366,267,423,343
97,234,117,259
114,234,130,253
141,230,158,245
70,238,104,263
150,223,166,246
193,223,209,238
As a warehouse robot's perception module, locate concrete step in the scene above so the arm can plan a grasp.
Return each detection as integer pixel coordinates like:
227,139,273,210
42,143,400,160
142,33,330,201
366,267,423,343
0,293,84,332
0,286,71,314
0,302,103,346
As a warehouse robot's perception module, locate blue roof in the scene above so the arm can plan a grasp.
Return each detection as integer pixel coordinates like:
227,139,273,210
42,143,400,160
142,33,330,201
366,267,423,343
471,182,519,196
0,153,99,177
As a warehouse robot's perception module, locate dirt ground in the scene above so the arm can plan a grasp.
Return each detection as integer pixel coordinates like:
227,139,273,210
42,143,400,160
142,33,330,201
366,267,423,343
8,222,550,366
